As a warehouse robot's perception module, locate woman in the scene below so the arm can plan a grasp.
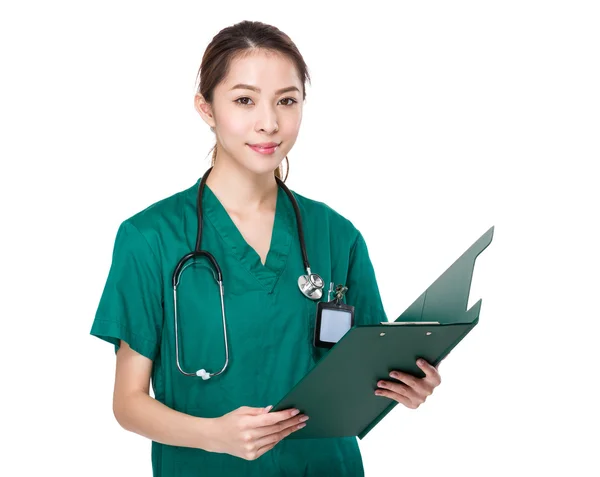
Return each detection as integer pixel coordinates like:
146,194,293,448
90,20,442,476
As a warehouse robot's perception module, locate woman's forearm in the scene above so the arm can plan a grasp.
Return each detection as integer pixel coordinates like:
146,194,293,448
114,391,216,451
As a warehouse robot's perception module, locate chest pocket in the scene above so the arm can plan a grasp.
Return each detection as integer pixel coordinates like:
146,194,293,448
303,276,335,365
304,266,358,365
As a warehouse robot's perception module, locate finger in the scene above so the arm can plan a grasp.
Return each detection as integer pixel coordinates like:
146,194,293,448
250,412,308,443
388,370,420,389
255,418,307,450
378,379,422,402
236,406,271,416
246,418,306,461
254,408,303,428
416,358,442,387
386,371,433,399
375,388,418,409
238,408,300,438
258,413,309,438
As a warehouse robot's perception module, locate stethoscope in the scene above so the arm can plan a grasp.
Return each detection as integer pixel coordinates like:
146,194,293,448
172,167,325,380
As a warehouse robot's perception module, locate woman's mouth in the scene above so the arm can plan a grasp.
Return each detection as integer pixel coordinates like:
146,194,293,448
247,143,280,155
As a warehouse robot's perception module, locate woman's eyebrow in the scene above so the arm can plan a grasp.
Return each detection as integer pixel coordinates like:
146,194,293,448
229,83,300,95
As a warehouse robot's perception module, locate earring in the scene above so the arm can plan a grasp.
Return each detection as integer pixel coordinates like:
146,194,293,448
282,155,289,182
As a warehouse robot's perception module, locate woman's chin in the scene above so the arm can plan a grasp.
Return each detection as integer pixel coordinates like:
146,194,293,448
240,159,283,177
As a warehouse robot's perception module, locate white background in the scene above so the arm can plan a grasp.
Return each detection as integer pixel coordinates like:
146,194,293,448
1,1,598,476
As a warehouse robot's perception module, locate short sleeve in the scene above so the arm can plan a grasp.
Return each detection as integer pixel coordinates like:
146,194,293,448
90,220,163,361
345,231,388,325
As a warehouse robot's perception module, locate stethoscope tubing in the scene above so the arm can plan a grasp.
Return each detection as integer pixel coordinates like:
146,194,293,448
172,167,318,379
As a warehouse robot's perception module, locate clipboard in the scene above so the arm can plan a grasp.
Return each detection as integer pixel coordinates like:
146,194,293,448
271,226,494,439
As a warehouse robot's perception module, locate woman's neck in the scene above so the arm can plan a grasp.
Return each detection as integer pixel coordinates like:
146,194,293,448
205,157,279,215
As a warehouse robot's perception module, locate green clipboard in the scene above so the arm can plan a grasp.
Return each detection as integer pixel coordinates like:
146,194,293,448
271,226,494,439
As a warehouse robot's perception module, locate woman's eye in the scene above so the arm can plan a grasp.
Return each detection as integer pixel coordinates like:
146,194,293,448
235,97,254,106
234,97,298,107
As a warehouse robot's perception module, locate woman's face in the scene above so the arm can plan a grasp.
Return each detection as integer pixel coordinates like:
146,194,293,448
196,49,304,178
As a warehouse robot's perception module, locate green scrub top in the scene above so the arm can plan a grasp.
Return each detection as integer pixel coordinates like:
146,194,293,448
90,177,388,477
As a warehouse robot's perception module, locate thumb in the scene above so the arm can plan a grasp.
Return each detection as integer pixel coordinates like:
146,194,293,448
236,405,272,415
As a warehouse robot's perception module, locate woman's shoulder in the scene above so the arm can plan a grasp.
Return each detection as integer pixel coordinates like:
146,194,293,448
290,188,360,241
117,180,198,236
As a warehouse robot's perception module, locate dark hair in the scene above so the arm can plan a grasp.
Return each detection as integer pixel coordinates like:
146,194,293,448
195,21,311,181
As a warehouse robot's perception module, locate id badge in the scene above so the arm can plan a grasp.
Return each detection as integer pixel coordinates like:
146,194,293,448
313,284,355,349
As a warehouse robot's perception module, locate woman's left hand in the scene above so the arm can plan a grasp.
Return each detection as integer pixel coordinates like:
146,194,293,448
374,359,442,409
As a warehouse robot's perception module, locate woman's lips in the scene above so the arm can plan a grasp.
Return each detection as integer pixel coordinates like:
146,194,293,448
247,144,279,155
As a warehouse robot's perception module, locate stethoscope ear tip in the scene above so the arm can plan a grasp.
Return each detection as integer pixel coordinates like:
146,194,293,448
197,369,211,380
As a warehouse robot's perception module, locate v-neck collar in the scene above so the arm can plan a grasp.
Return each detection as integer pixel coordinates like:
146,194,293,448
200,180,294,293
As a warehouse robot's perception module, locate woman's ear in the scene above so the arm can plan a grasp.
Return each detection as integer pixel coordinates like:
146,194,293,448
194,93,216,129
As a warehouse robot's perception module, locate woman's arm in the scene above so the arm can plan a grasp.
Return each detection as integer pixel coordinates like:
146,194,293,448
113,340,308,458
112,340,213,450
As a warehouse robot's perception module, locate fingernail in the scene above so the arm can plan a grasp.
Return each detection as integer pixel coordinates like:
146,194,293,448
390,372,398,379
418,359,425,365
265,405,273,412
299,415,309,422
375,391,383,396
298,423,307,429
291,409,300,417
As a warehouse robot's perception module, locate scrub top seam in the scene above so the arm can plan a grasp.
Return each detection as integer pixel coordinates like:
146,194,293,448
348,229,361,261
93,318,159,347
126,221,165,291
201,199,272,292
201,183,295,293
266,237,291,291
268,192,295,292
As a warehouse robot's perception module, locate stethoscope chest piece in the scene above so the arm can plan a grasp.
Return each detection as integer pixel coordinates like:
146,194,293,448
298,271,324,300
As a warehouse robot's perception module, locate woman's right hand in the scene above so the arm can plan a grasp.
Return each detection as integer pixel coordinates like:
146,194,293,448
206,405,309,461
